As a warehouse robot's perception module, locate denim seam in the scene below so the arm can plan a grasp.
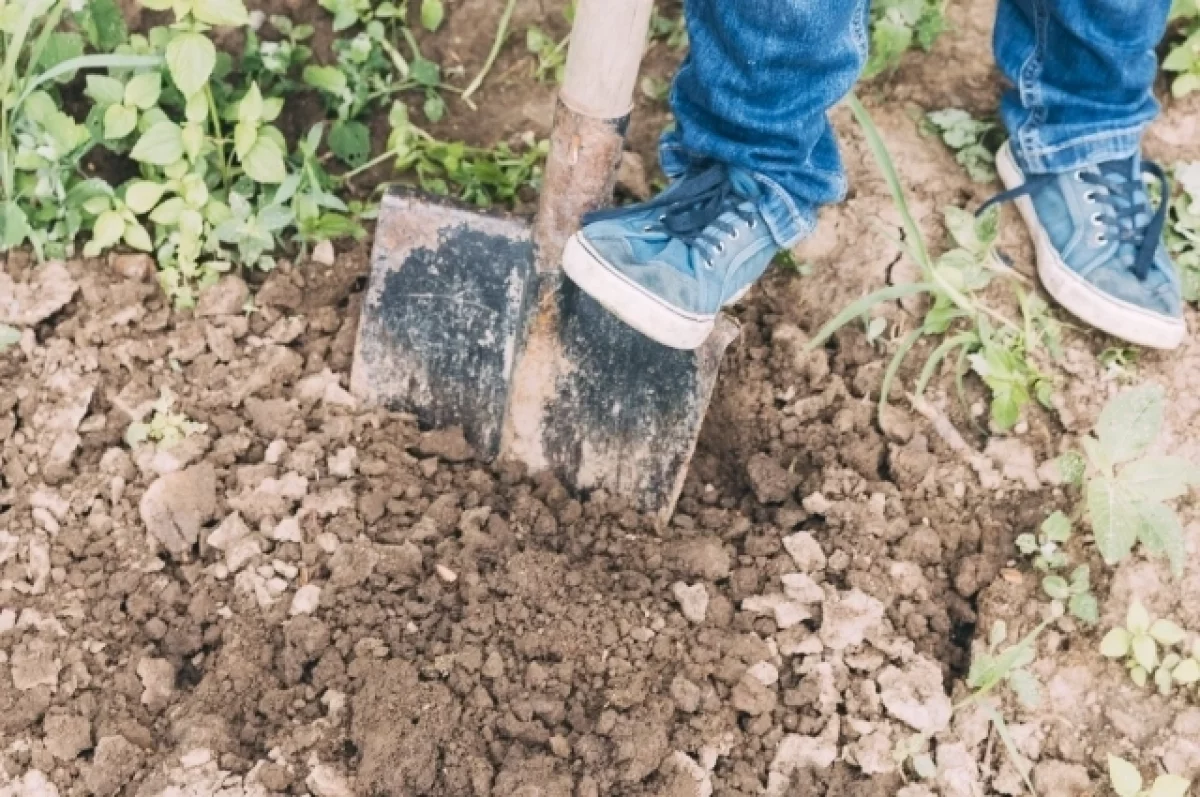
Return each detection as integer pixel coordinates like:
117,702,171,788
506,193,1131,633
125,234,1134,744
1016,0,1049,158
1018,125,1145,157
754,172,815,248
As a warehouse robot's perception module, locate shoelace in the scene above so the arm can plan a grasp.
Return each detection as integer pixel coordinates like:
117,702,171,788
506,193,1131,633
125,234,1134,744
979,159,1169,281
582,164,758,269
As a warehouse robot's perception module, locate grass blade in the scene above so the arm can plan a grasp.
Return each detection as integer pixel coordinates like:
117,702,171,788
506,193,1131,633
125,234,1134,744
848,94,933,272
915,332,975,398
880,328,924,416
19,54,164,106
805,282,935,351
983,705,1039,796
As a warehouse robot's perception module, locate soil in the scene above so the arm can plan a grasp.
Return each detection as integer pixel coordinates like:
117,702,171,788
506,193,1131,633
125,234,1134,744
4,0,1200,796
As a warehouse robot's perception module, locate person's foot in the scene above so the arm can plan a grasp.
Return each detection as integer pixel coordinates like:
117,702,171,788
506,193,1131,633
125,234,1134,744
987,142,1186,350
562,164,779,350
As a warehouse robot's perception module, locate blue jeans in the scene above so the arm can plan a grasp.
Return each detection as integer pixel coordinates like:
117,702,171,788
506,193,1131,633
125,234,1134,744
663,0,1172,248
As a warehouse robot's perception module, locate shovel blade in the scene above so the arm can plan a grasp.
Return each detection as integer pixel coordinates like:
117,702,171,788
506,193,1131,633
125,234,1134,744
351,190,536,458
503,275,739,523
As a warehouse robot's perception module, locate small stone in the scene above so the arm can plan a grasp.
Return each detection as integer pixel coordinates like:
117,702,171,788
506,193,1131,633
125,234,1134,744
878,656,952,735
307,764,354,797
782,532,826,572
290,584,321,616
140,464,218,555
416,427,474,462
436,564,458,583
672,582,708,624
781,572,824,603
767,718,840,795
819,589,884,650
665,537,731,580
87,736,144,797
747,661,780,687
328,446,357,478
180,748,212,768
731,671,777,715
111,253,153,282
745,453,799,504
311,240,336,267
137,657,175,709
43,714,92,760
670,675,702,713
549,735,571,758
195,275,249,316
801,492,831,514
265,439,288,465
272,516,303,543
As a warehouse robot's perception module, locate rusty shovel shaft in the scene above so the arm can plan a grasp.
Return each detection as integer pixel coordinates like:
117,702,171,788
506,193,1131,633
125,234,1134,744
532,0,655,270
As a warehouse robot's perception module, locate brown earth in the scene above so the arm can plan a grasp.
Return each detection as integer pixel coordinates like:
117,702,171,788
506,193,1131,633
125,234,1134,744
4,0,1200,796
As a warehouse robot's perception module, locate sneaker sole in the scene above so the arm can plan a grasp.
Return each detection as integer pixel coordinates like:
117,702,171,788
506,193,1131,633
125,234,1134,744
562,233,720,350
996,143,1187,351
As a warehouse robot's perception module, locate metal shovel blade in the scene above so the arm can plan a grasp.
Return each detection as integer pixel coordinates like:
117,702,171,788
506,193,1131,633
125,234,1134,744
350,190,536,459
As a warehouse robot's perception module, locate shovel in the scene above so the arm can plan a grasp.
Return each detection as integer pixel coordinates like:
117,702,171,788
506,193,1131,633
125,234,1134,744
351,0,740,523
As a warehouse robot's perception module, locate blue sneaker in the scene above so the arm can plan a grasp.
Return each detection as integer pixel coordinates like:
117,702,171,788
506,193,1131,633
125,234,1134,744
562,164,779,350
987,143,1186,350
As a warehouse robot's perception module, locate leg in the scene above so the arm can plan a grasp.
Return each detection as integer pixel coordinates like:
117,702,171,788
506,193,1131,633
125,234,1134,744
986,0,1185,350
995,0,1171,173
663,0,871,247
561,0,870,350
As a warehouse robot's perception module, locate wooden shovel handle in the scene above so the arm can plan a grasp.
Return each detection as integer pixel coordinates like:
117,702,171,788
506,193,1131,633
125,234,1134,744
561,0,656,120
534,0,656,271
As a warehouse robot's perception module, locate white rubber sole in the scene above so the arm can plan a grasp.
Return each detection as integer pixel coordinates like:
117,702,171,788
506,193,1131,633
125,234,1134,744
562,234,718,350
995,143,1186,350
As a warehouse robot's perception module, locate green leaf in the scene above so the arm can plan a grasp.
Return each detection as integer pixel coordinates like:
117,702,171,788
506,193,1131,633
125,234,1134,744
192,0,250,26
1042,575,1070,601
1088,477,1139,566
1108,755,1144,797
424,93,446,123
92,210,126,250
1008,668,1040,708
124,220,153,251
1173,658,1200,686
1041,511,1072,543
1137,500,1187,578
1098,384,1165,465
1150,618,1187,646
1149,775,1193,797
1069,593,1099,626
150,197,186,225
131,121,185,166
125,181,167,215
85,74,126,106
1133,634,1159,671
234,122,258,161
166,33,217,98
103,104,138,140
303,65,348,95
0,324,19,353
238,82,264,124
75,0,128,52
38,32,84,81
1056,451,1087,486
123,72,161,110
1120,456,1200,502
329,120,371,167
411,57,441,88
1015,533,1038,555
1100,628,1132,658
242,138,287,184
420,0,445,30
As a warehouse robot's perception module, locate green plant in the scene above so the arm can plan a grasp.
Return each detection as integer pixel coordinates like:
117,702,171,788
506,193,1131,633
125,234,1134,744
1108,754,1191,797
922,108,1001,183
1164,0,1200,98
648,6,688,50
1059,384,1200,574
1101,602,1194,693
1100,346,1141,378
242,16,314,98
526,26,568,84
807,97,1059,432
0,0,161,258
347,101,547,207
640,75,670,103
1016,512,1099,625
1167,161,1200,303
865,0,948,79
126,389,207,447
0,323,19,353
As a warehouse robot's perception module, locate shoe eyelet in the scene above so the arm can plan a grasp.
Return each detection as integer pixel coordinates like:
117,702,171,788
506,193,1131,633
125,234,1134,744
643,225,654,233
1073,170,1086,183
1094,234,1108,246
731,229,741,240
748,218,758,229
1083,191,1096,203
702,259,714,270
1090,212,1103,226
716,243,725,255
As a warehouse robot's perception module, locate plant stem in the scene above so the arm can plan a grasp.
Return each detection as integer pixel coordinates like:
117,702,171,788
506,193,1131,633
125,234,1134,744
461,0,517,104
205,85,231,188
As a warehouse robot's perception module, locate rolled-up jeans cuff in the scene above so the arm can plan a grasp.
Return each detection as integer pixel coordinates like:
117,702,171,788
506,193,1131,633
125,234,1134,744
660,137,815,248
